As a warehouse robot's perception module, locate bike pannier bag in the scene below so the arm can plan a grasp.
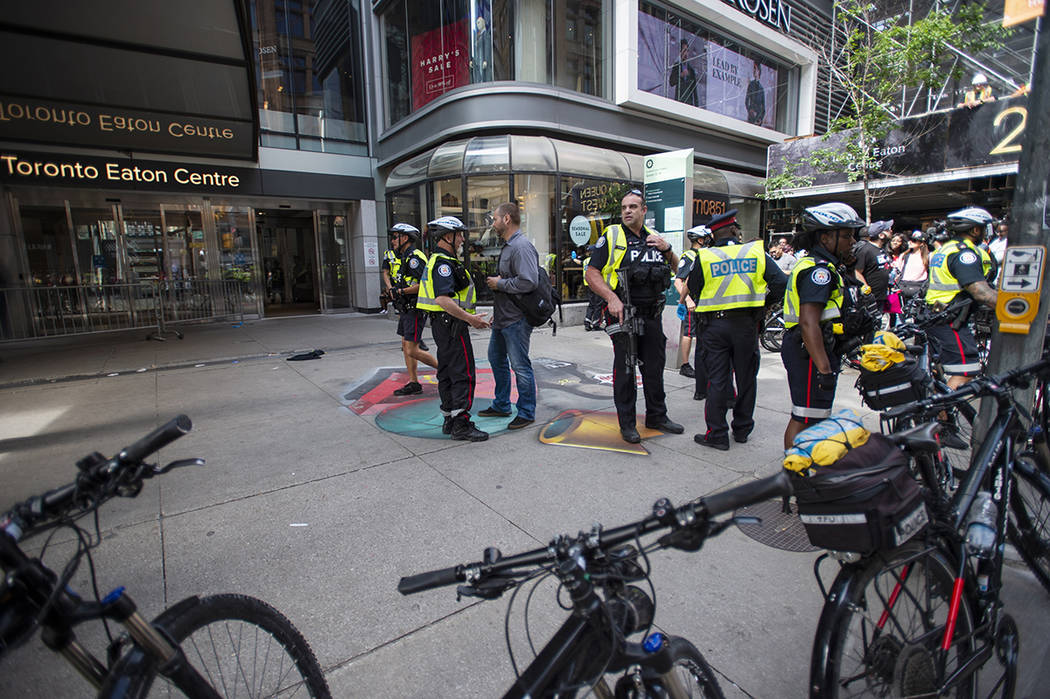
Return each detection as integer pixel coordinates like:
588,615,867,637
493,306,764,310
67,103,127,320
856,359,927,410
791,434,928,553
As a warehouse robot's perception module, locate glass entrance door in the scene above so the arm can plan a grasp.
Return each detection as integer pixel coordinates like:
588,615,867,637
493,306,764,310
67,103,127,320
256,209,319,315
160,206,207,281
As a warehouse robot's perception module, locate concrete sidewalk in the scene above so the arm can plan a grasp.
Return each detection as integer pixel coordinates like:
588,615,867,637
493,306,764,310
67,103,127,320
1,314,1048,698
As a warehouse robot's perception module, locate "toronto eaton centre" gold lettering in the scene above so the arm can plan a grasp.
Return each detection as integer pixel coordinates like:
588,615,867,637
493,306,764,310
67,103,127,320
1,155,241,188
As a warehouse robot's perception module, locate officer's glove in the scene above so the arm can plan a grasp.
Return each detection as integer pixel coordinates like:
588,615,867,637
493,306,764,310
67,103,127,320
814,371,838,392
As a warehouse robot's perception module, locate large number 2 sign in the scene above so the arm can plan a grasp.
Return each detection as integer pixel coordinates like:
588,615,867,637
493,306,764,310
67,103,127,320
990,106,1027,156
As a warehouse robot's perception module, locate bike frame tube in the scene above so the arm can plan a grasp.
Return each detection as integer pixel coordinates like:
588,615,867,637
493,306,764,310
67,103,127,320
876,564,910,630
502,612,601,699
941,577,966,651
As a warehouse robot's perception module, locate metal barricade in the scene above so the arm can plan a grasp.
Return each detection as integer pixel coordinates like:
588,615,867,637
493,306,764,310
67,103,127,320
0,280,251,342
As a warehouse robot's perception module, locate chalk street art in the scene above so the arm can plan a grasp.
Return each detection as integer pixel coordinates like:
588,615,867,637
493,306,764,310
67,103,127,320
343,358,664,454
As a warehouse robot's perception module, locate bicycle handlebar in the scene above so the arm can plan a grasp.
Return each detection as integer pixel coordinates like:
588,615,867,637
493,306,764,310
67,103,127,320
882,355,1050,419
2,415,194,539
397,472,793,596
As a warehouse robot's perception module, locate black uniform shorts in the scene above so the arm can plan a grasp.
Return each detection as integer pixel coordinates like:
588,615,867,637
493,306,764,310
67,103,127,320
781,326,841,425
680,310,697,338
397,309,427,343
927,323,981,376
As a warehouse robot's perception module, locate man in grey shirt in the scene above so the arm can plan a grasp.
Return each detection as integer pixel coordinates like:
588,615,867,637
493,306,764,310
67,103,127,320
480,201,538,428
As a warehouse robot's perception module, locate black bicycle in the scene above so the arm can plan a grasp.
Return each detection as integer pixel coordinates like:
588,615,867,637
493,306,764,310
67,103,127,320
0,415,331,698
809,357,1050,698
399,472,794,698
760,301,785,353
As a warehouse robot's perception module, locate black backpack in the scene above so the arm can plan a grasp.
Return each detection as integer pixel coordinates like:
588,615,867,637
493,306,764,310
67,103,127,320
511,265,561,333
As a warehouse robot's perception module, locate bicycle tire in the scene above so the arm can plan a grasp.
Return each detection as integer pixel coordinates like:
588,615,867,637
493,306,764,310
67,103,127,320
616,636,725,699
1008,456,1050,596
107,594,330,699
760,311,784,353
811,542,976,699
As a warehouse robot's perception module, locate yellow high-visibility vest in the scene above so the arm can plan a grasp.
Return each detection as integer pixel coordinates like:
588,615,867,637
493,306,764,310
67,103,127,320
693,242,767,312
417,252,476,314
783,257,844,329
926,239,992,306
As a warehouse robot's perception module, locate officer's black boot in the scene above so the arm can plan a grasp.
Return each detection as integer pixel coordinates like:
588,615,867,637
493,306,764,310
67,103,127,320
450,415,488,442
442,415,453,435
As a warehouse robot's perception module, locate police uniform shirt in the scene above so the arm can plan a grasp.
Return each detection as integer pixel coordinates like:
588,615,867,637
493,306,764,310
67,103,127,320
795,246,842,308
686,239,786,302
399,246,425,283
588,226,667,307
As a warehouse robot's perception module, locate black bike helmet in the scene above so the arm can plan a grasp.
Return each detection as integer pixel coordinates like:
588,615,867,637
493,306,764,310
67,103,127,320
801,202,865,233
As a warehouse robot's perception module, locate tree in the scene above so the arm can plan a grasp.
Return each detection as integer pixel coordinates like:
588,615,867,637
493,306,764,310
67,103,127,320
764,1,1006,222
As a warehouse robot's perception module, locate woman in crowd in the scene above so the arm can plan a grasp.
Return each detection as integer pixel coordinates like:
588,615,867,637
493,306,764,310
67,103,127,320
892,230,930,323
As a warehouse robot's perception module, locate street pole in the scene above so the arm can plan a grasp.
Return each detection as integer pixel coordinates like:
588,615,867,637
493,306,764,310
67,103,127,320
980,14,1049,436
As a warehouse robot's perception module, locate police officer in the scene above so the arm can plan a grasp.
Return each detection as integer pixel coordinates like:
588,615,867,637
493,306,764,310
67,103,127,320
676,225,712,397
387,223,438,396
687,210,787,450
925,206,998,389
416,216,491,441
781,203,867,449
584,189,684,444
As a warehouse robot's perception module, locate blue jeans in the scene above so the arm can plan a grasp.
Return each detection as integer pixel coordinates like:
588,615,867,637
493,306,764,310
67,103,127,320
487,318,536,420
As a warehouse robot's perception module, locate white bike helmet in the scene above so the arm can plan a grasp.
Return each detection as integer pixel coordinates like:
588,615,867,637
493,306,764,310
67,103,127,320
686,225,712,243
426,216,468,238
946,206,994,234
388,223,420,241
802,202,865,232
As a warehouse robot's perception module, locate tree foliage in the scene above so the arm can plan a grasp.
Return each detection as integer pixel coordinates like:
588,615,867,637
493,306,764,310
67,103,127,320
764,1,1006,222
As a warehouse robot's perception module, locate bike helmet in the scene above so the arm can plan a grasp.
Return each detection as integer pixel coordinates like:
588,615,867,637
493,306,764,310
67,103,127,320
945,206,994,234
802,202,865,233
686,225,712,243
971,72,988,86
388,223,420,241
426,216,468,238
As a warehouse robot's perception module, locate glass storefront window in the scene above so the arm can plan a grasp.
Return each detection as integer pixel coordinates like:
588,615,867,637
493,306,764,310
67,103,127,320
638,1,798,133
388,187,423,232
429,140,469,178
434,178,464,221
515,172,553,290
72,208,121,285
213,207,257,286
551,0,605,97
464,135,510,174
510,135,557,172
556,140,629,179
163,207,207,281
318,213,351,309
466,176,510,303
121,211,164,282
21,206,75,286
380,0,604,126
250,0,366,150
559,176,626,301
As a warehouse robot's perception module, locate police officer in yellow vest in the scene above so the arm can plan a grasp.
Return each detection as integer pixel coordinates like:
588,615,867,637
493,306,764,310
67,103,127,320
387,223,438,396
781,203,866,449
925,206,998,389
417,216,492,441
584,189,684,444
677,225,713,398
381,243,400,312
687,210,786,450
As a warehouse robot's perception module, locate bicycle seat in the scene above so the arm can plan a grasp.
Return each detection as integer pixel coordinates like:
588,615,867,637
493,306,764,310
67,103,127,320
888,422,941,454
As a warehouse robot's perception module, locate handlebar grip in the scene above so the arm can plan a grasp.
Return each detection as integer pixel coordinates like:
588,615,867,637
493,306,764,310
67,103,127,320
398,566,463,595
701,472,793,518
118,415,192,465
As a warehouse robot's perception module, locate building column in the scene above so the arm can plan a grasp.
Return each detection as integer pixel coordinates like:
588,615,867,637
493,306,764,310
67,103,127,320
350,199,382,312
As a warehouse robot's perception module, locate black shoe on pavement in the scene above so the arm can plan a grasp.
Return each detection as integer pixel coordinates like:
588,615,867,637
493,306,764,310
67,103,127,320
645,419,684,434
419,340,430,351
508,416,534,429
679,363,695,378
394,381,422,396
451,419,488,442
620,426,642,444
693,391,706,401
442,416,453,435
733,432,750,444
477,407,512,418
694,433,730,451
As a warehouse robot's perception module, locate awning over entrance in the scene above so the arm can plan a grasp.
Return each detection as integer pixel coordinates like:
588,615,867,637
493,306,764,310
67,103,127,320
0,0,257,160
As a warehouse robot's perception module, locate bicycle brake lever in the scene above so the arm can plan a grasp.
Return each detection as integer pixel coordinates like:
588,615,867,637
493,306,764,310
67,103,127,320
456,576,515,601
147,458,206,478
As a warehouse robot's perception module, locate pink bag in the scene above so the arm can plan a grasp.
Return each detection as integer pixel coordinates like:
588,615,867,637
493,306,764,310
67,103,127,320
885,292,902,314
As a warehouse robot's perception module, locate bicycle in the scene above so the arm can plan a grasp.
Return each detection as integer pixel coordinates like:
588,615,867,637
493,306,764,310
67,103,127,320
399,472,794,698
760,301,785,353
809,356,1050,698
0,415,331,698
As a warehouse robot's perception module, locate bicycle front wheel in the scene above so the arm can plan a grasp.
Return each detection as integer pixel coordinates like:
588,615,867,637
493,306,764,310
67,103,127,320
1008,456,1050,596
813,543,976,699
114,594,330,698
